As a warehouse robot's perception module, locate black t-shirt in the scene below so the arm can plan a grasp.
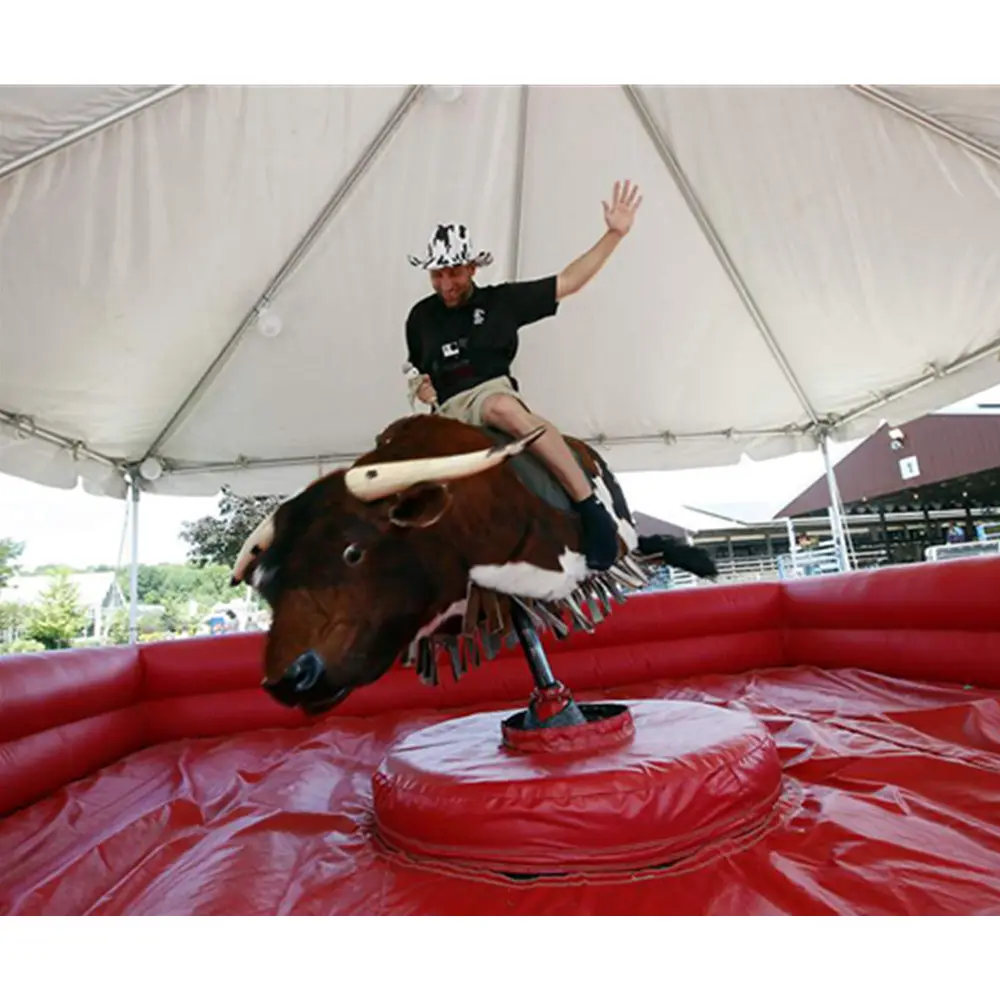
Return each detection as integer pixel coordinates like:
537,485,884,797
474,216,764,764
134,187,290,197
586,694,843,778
405,275,559,403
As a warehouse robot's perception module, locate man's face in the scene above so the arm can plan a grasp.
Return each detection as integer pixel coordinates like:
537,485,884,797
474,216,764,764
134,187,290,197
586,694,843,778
430,264,476,307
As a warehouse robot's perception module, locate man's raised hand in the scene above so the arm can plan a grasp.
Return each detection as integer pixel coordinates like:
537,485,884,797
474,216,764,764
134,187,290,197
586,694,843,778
603,179,642,236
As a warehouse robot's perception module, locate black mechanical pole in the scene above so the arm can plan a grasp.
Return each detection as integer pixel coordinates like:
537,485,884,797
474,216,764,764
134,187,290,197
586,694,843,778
509,603,586,729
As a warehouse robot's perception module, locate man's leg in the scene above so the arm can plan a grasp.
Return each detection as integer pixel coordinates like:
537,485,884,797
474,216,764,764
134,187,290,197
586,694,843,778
477,391,621,570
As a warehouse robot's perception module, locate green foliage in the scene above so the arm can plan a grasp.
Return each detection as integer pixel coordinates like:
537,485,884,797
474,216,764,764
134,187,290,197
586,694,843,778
24,572,90,650
114,562,233,607
104,608,168,645
0,637,45,655
179,485,283,569
0,482,277,654
31,564,79,576
0,538,25,588
0,600,29,634
102,564,236,644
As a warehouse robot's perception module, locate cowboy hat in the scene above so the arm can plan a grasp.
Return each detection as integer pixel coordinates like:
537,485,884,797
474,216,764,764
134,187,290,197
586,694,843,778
407,222,494,269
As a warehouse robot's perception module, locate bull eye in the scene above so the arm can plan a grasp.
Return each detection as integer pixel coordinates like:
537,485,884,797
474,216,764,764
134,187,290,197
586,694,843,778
343,543,364,566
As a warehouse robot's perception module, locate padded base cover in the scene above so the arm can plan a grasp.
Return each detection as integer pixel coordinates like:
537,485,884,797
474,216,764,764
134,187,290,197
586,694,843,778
372,700,783,873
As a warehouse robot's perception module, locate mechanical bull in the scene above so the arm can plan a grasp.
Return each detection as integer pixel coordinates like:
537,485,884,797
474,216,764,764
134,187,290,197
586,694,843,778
231,413,718,714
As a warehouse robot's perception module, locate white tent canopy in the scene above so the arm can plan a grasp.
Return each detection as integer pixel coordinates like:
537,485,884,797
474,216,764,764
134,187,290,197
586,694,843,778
4,84,1000,502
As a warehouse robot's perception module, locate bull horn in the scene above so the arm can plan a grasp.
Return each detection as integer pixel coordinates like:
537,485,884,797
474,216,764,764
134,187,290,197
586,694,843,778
231,514,275,584
344,425,547,501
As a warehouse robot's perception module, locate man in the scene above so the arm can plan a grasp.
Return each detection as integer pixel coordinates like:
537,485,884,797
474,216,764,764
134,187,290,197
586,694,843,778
404,179,643,571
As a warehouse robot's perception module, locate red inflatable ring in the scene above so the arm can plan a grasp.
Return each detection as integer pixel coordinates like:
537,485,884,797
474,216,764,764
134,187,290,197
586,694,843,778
372,699,784,874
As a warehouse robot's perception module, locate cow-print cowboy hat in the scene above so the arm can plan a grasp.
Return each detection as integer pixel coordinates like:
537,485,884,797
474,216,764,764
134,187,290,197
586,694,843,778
408,222,494,270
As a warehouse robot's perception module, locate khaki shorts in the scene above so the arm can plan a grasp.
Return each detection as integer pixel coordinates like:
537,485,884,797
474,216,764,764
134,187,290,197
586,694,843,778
437,375,530,427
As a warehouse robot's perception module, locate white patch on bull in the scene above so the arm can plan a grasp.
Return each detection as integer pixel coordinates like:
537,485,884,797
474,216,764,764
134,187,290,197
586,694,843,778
470,547,589,602
405,597,468,661
593,475,638,551
465,467,635,604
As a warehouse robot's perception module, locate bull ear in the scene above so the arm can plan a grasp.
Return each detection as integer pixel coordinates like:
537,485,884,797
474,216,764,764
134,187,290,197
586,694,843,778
389,483,452,529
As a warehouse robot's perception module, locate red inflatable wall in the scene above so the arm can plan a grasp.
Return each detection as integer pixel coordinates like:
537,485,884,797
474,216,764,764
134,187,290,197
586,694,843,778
2,558,999,819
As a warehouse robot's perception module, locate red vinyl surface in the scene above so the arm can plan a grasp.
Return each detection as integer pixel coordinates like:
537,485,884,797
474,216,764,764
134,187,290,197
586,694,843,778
372,701,783,874
2,559,1000,915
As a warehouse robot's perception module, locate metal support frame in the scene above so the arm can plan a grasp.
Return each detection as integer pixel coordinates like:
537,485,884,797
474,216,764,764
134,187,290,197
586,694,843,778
620,84,871,574
7,83,1000,540
848,85,1000,171
140,86,1000,490
832,331,1000,431
0,86,188,183
785,517,799,575
127,472,140,644
507,85,530,281
0,409,123,473
622,85,822,429
139,85,425,464
1,86,183,499
154,423,812,481
820,432,851,572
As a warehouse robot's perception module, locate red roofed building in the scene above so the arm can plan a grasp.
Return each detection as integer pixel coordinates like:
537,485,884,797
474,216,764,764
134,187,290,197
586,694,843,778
778,412,1000,563
778,413,1000,518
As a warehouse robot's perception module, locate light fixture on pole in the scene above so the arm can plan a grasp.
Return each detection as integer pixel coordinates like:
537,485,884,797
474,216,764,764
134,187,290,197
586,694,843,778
432,86,463,103
256,306,283,338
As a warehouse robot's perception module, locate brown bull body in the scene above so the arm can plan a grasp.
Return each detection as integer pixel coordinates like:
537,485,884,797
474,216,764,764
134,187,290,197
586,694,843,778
232,413,717,713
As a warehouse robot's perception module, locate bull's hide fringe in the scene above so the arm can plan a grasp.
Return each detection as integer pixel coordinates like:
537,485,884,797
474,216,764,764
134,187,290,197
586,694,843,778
403,552,654,687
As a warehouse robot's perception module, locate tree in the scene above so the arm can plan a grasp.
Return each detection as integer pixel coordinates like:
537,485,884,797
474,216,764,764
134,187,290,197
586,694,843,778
104,607,165,645
160,595,197,635
0,601,29,638
180,486,283,568
25,572,89,650
0,538,25,589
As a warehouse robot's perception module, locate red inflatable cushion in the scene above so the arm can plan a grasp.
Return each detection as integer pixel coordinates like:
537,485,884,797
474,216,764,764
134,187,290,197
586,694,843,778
372,699,783,874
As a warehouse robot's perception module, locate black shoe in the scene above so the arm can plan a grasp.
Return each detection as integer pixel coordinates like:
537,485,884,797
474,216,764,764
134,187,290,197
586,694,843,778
572,494,620,570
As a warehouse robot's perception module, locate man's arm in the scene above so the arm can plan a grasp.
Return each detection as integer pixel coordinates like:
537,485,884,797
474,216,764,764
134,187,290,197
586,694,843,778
555,229,624,300
404,308,437,406
555,179,643,301
405,308,421,369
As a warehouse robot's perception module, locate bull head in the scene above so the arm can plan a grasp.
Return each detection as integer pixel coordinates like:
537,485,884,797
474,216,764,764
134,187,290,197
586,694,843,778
233,424,545,715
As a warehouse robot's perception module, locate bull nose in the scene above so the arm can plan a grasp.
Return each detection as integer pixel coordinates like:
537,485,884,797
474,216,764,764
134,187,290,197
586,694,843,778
285,650,326,693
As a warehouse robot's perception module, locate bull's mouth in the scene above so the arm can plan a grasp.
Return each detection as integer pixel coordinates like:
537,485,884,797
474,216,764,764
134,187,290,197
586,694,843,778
298,686,353,716
262,644,396,716
262,673,354,715
261,649,353,714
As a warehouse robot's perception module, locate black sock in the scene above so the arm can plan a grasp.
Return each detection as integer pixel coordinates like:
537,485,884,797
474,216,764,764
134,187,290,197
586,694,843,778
571,494,619,569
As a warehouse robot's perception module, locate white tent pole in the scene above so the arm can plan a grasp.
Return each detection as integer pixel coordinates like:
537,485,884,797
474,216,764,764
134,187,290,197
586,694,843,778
785,517,799,575
621,85,822,429
0,86,187,184
139,84,425,465
508,85,530,281
128,474,140,644
849,86,1000,171
820,432,850,572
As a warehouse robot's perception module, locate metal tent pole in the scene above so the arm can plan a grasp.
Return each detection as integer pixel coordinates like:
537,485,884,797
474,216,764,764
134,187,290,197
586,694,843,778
128,475,140,644
508,85,530,281
622,84,822,431
785,517,799,576
820,433,850,572
139,85,425,465
0,85,188,184
0,410,122,472
848,85,1000,172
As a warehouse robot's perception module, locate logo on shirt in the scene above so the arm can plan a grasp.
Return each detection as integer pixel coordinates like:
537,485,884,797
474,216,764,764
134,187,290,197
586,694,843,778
442,341,460,358
473,308,486,326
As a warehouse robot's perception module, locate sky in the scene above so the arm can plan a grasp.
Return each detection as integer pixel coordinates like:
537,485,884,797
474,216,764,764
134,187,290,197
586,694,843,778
3,384,999,572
